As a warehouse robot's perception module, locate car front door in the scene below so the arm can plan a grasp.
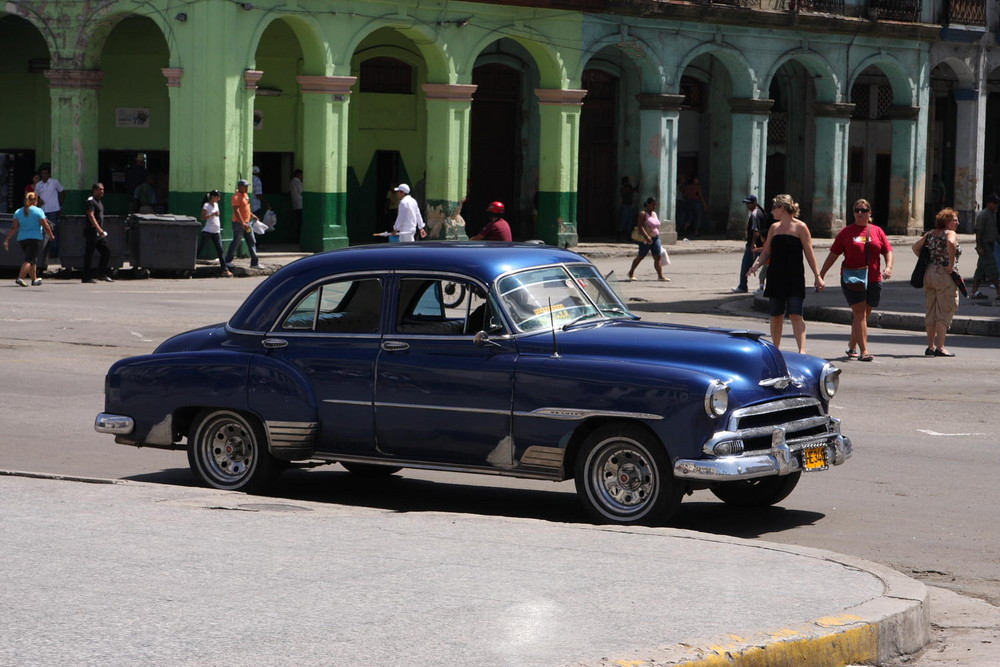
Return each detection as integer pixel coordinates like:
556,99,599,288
374,275,518,467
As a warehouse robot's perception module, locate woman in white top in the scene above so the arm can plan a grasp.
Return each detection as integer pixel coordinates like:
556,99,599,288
198,190,232,277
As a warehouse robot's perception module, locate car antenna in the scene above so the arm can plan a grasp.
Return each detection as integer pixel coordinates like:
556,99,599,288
548,298,560,358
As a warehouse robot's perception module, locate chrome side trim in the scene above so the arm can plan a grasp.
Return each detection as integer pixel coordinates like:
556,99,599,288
514,407,663,421
375,402,509,416
519,446,565,471
322,399,372,407
265,420,318,458
320,453,564,481
95,413,134,435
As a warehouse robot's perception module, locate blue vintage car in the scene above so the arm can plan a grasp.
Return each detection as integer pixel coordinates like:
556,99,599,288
96,242,850,525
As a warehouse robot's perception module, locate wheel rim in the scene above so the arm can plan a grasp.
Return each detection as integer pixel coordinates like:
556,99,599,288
586,438,658,518
195,413,258,486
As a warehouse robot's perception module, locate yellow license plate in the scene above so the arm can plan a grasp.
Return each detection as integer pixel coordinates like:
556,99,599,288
802,447,828,471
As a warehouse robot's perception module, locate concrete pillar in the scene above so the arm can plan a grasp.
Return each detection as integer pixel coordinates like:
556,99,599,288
44,69,104,212
636,93,685,245
728,98,773,239
296,75,356,251
812,102,854,237
534,88,586,247
952,88,986,231
422,83,477,240
889,105,924,235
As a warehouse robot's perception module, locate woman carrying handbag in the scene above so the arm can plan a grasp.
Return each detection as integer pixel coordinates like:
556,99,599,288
627,197,669,281
912,208,962,357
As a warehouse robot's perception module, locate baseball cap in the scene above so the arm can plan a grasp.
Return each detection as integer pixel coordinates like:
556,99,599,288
237,179,249,187
394,183,410,194
742,194,758,203
252,166,260,174
987,193,1000,204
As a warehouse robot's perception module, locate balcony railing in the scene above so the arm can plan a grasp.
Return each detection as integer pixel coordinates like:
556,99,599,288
869,0,921,21
945,0,986,25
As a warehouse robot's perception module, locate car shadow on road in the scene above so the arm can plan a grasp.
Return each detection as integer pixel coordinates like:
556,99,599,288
124,466,825,537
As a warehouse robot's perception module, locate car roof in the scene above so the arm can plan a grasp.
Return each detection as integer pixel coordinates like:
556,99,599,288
229,242,592,332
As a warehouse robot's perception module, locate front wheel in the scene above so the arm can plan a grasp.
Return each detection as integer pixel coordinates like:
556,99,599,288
709,472,801,507
574,424,682,526
187,409,280,492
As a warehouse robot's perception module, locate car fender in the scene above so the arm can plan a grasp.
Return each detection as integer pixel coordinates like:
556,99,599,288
247,353,320,459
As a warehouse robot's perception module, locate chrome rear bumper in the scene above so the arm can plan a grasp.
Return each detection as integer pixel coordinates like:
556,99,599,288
94,413,134,435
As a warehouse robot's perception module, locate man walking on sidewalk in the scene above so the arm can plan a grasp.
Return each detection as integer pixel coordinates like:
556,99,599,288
970,194,1000,300
733,194,767,293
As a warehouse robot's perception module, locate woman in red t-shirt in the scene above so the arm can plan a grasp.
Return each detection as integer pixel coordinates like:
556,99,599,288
817,199,894,362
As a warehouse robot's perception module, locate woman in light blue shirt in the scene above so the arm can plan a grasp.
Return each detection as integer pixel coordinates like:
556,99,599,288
2,192,54,286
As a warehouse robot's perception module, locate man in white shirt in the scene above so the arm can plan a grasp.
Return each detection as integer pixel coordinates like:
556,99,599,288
34,166,65,258
392,183,426,242
289,169,303,239
251,165,268,216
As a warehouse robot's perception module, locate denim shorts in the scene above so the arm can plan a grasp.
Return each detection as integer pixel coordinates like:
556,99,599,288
768,295,804,317
636,236,662,259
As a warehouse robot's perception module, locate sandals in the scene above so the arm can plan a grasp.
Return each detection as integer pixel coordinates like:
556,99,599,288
859,354,874,362
845,349,859,359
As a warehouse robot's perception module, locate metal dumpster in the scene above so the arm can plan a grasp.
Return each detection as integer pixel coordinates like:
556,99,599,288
56,214,127,273
0,213,50,273
126,213,200,278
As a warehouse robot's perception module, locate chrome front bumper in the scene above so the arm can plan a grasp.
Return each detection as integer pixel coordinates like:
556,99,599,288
94,413,134,434
673,433,852,481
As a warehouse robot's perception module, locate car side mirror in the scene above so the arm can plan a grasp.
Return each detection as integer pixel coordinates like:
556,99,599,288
473,331,503,348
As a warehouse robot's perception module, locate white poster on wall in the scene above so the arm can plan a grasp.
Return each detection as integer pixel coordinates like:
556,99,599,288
115,108,151,128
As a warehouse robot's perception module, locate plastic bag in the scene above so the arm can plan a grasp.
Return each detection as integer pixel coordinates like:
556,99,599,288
660,247,671,265
263,210,277,230
251,220,268,235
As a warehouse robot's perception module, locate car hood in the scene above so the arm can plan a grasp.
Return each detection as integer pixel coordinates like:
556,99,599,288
516,320,792,391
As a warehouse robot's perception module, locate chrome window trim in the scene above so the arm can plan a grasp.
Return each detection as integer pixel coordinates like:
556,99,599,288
270,273,387,335
514,407,663,421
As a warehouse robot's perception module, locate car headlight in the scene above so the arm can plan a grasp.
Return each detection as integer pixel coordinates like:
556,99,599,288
820,363,841,400
704,380,730,418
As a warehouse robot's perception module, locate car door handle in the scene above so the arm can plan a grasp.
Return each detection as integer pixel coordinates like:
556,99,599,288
381,340,409,352
262,338,288,349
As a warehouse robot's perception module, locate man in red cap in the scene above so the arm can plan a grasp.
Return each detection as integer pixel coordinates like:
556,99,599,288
470,201,512,241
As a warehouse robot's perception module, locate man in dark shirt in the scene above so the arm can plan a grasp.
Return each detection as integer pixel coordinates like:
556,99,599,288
471,201,513,241
83,183,113,283
733,194,767,293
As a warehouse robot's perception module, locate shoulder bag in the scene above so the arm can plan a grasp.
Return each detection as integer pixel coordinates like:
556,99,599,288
631,213,647,243
909,236,929,288
842,230,870,292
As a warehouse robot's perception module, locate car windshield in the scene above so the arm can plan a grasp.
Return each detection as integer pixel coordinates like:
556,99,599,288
496,264,633,332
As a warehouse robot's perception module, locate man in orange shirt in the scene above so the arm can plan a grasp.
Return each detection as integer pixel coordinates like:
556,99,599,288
225,178,260,268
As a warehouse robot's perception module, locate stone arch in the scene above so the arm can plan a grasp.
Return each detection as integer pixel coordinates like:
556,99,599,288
574,31,668,93
676,42,757,99
81,10,171,70
763,49,841,104
1,8,58,61
336,17,453,83
849,54,916,107
465,29,566,89
930,55,976,90
246,13,329,75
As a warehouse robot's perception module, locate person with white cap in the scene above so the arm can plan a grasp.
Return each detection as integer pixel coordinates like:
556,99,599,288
392,183,426,242
251,165,268,216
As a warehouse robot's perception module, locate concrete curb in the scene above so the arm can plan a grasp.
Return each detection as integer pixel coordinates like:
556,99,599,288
583,530,930,667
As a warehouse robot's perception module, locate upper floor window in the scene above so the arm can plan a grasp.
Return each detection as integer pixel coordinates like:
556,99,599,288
360,57,413,94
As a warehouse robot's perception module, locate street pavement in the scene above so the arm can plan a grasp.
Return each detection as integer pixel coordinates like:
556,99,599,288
6,234,998,666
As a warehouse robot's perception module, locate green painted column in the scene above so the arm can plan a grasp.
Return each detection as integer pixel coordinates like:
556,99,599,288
535,88,586,247
637,94,685,246
423,83,477,240
44,69,103,213
297,75,355,251
812,103,854,238
728,98,772,240
889,106,924,235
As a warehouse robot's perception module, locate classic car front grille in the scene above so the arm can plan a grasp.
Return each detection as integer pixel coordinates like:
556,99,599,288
727,398,830,453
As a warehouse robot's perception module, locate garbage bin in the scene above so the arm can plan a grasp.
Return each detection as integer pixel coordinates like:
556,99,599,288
56,214,127,274
126,213,201,278
0,213,50,273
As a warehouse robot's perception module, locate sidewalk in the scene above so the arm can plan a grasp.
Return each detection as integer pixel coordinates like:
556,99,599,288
0,471,928,666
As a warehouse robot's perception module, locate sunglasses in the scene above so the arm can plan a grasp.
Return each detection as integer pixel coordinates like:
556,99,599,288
854,208,870,213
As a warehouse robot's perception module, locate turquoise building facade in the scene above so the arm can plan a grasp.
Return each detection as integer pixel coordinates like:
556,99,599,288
1,0,994,248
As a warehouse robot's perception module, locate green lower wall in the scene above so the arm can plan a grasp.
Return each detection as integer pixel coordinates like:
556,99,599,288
537,191,578,247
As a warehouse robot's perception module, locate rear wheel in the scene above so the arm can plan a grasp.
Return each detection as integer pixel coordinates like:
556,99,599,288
574,424,682,526
340,462,402,477
187,409,280,492
710,472,801,507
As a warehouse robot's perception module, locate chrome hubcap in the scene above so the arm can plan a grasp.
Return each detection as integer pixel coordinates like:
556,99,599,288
591,442,656,514
201,417,255,482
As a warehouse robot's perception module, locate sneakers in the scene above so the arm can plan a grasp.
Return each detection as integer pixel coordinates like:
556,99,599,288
31,278,42,286
15,278,27,287
970,292,988,300
731,286,748,293
754,286,765,295
100,275,114,282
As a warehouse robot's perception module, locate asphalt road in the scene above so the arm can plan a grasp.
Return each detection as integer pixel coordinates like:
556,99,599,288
2,249,998,620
